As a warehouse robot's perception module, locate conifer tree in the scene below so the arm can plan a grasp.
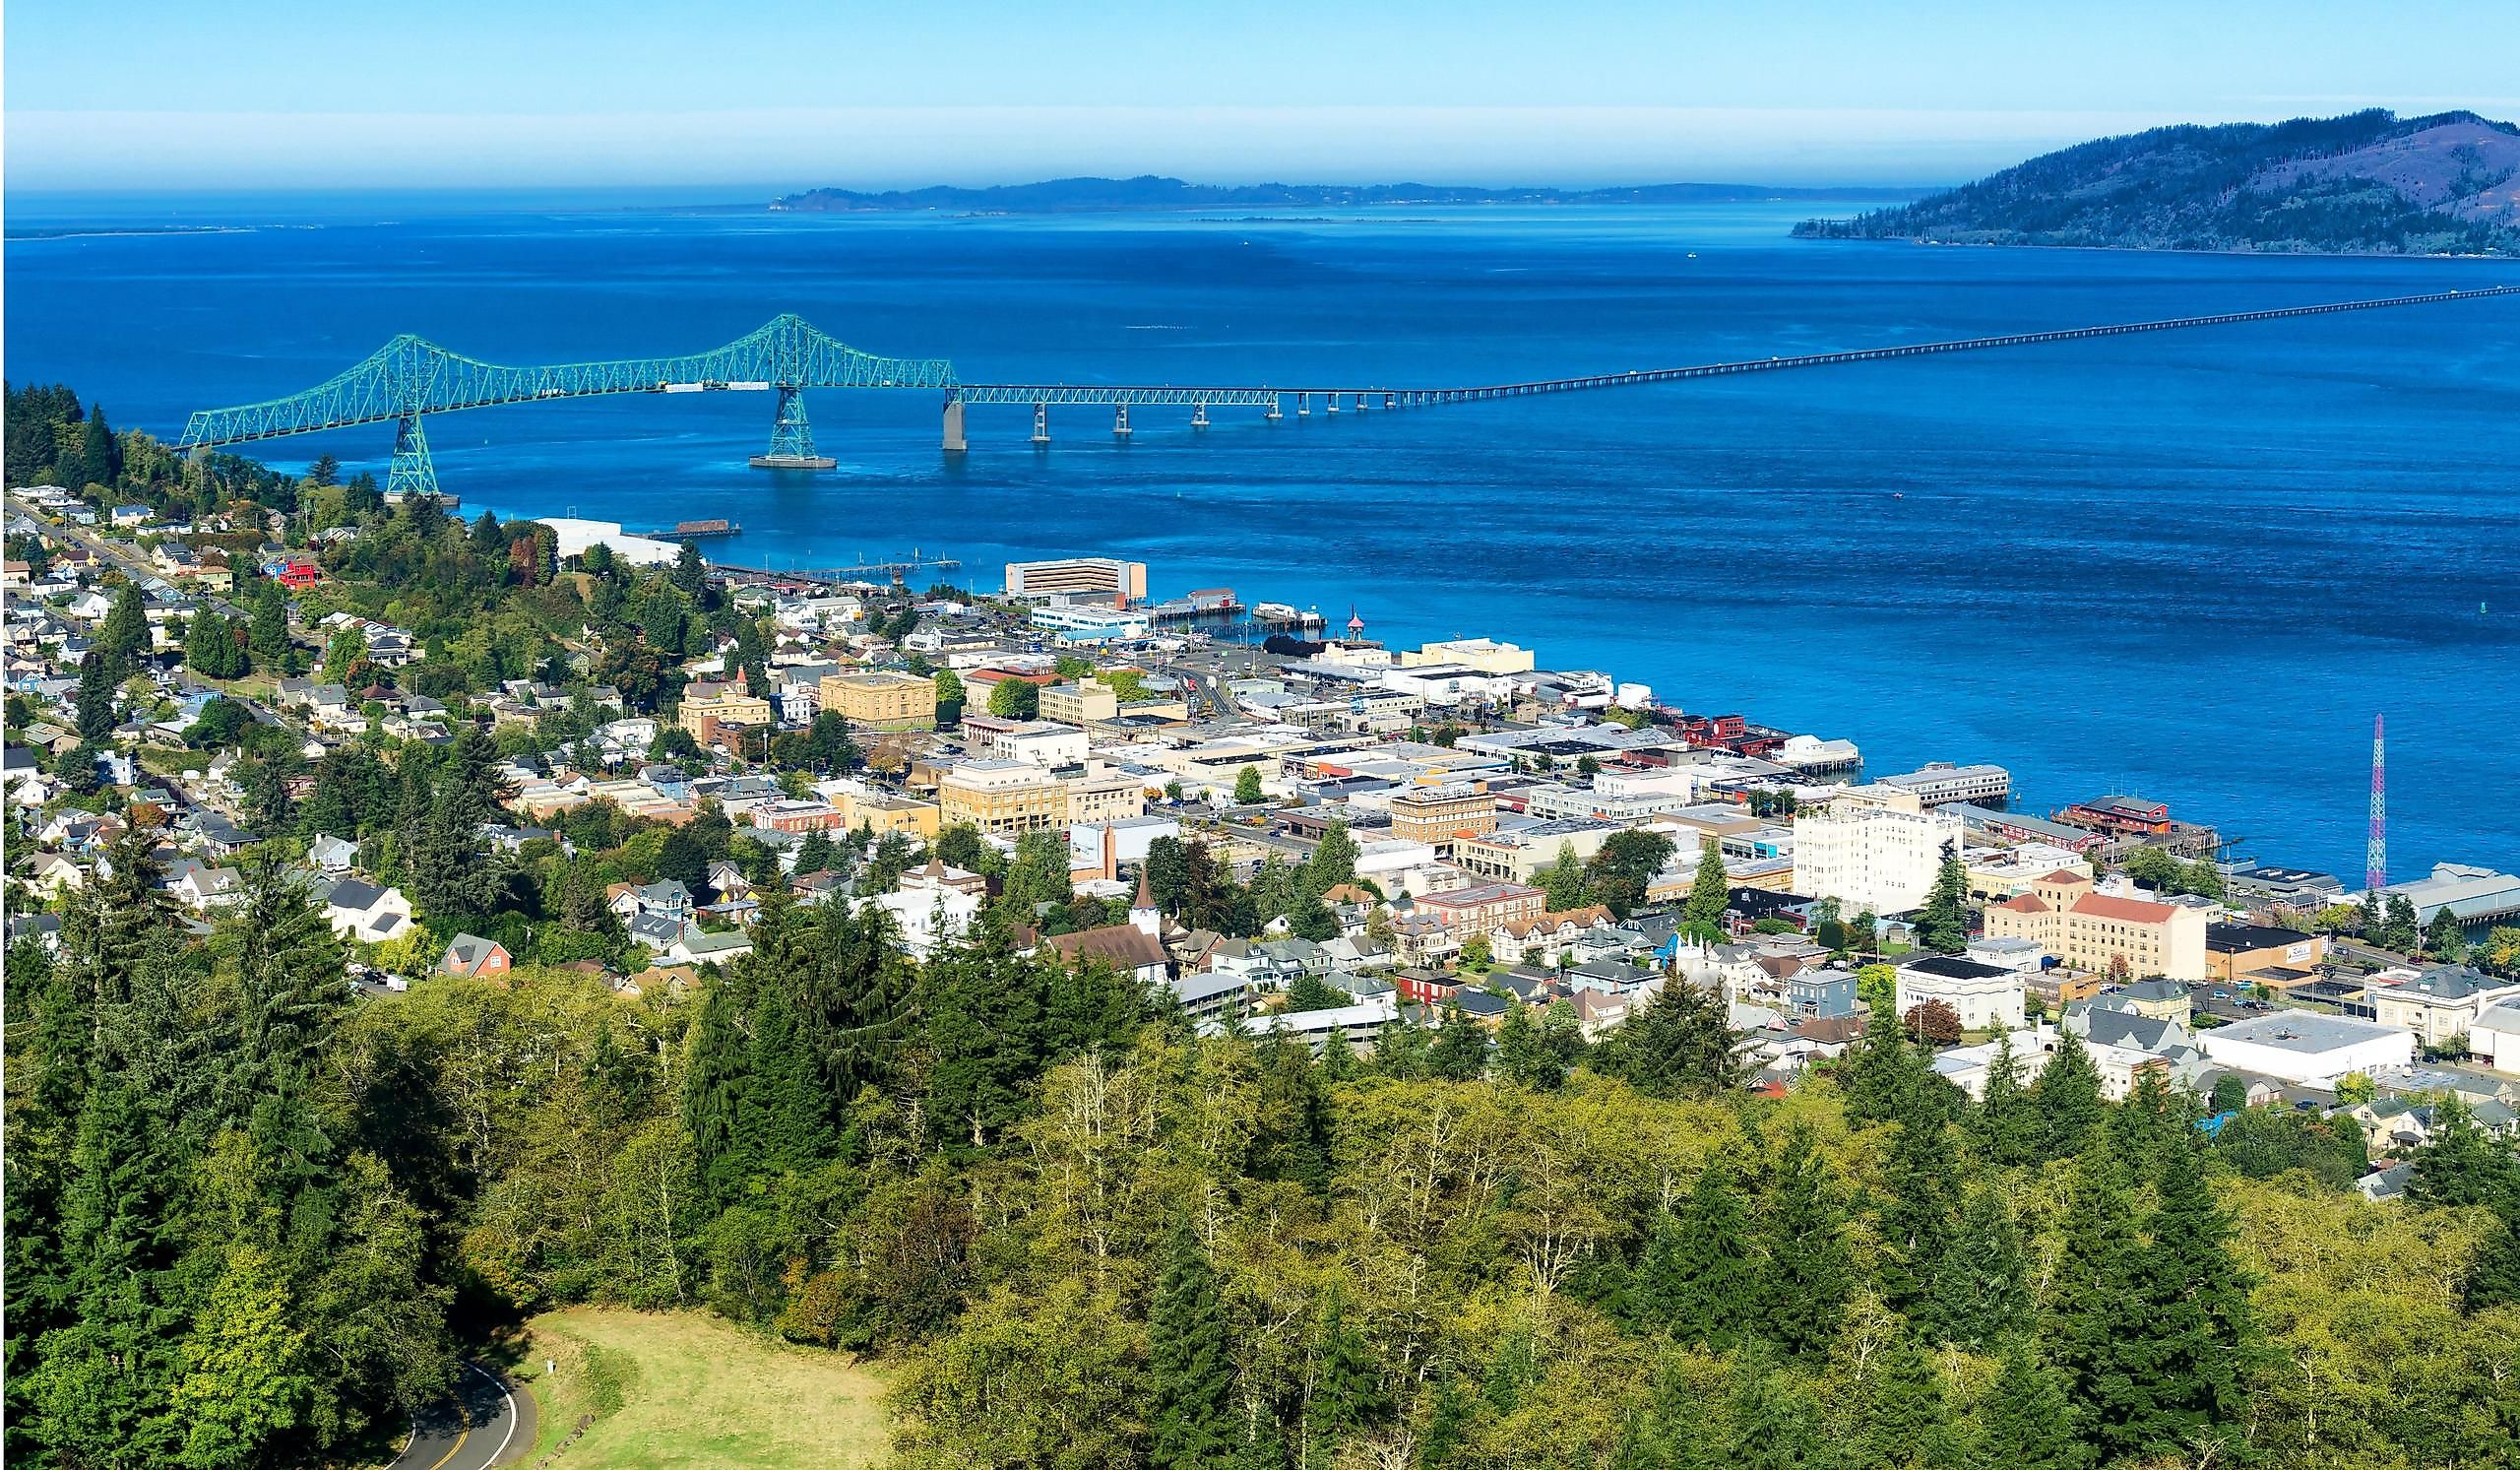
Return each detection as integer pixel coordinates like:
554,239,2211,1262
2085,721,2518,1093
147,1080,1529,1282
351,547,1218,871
1151,1219,1237,1470
2032,1027,2106,1160
1300,1289,1383,1467
2043,1149,2147,1460
1681,837,1731,929
1968,1032,2040,1168
1636,1157,1757,1349
1756,1126,1852,1359
1856,1321,1951,1469
2126,1141,2255,1460
1875,1101,1961,1311
1913,841,1972,954
74,650,117,741
1921,1186,2030,1349
95,582,150,676
1973,1342,2087,1470
1428,1001,1488,1081
1724,1359,1831,1470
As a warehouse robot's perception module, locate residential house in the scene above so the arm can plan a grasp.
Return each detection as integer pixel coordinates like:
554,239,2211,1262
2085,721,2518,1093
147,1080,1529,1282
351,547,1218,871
317,878,416,944
439,934,513,979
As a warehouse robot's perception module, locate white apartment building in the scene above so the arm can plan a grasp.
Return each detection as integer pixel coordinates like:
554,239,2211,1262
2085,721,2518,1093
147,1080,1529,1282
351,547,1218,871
1791,801,1962,915
992,721,1090,768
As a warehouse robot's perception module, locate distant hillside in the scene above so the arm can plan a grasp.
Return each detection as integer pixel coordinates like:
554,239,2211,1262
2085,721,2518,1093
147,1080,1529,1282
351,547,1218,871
1795,109,2520,256
772,175,1918,214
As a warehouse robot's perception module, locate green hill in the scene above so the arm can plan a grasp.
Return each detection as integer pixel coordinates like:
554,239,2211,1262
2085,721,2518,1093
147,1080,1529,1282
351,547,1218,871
1796,109,2520,255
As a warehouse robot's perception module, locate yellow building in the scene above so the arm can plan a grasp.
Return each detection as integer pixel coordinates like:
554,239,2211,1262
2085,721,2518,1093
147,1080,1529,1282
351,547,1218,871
1040,678,1121,725
939,759,1068,836
1062,770,1146,825
1388,783,1497,847
818,671,939,731
1401,638,1535,673
677,685,773,739
1984,869,2209,982
839,789,944,842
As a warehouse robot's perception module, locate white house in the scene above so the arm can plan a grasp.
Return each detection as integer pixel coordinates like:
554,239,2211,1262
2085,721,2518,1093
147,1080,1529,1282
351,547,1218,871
1896,954,2027,1032
318,878,416,944
862,883,981,960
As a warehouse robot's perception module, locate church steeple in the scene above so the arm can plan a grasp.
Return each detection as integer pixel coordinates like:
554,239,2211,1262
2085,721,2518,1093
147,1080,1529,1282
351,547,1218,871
1131,864,1161,937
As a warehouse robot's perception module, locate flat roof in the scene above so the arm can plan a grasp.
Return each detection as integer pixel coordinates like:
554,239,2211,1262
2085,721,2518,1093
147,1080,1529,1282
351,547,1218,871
2205,1010,2405,1054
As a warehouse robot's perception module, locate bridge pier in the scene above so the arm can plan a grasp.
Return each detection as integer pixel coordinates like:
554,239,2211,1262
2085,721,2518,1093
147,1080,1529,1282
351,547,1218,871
387,411,439,500
1297,393,1310,416
1325,394,1339,415
1192,402,1209,428
1383,393,1396,411
1113,405,1132,438
940,398,967,453
1032,402,1050,446
751,383,837,470
1266,395,1283,420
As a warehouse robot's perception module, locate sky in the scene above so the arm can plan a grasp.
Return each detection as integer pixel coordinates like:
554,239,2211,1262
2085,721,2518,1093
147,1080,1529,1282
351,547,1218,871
9,0,2518,194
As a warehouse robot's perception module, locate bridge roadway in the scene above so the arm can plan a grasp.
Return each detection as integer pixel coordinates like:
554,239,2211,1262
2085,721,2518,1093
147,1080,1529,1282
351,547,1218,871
175,285,2518,479
956,286,2520,412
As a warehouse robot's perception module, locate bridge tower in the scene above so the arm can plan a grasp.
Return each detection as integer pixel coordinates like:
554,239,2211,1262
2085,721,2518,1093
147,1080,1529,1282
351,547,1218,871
387,412,439,500
751,384,837,470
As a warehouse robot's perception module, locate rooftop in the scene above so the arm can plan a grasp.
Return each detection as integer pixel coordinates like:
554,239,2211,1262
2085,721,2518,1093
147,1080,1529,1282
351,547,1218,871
2206,1010,2405,1055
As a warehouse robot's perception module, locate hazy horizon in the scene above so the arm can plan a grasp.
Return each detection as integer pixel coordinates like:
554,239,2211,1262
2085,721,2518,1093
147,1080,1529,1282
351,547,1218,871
8,2,2515,191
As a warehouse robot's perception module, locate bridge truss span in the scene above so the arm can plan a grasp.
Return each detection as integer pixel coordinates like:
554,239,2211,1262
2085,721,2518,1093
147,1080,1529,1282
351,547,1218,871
174,286,2517,494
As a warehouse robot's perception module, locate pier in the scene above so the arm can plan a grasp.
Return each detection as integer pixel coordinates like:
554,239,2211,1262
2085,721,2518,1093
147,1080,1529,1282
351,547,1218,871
174,286,2520,494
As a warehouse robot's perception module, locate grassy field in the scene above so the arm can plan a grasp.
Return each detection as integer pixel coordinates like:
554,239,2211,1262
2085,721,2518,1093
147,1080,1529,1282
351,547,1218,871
512,1308,890,1469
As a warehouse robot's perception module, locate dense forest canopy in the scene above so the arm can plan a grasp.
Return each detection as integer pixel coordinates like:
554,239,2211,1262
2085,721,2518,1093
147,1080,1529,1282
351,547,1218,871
1796,109,2520,255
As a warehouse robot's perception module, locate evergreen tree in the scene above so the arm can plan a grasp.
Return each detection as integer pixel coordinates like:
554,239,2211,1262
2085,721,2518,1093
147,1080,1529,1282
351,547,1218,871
1590,979,1742,1099
1969,1032,2042,1168
74,650,117,741
1875,1100,1961,1312
2408,1094,2519,1208
2043,1150,2147,1461
1681,836,1732,929
95,582,151,676
1913,842,1971,953
1973,1342,2088,1470
1300,1289,1383,1467
1724,1360,1833,1470
2032,1027,2106,1160
1921,1186,2030,1349
1428,1001,1488,1081
1305,820,1358,895
793,829,837,874
1538,841,1591,912
2124,1141,2256,1460
1855,1321,1952,1469
1635,1157,1757,1349
1756,1126,1851,1359
1150,1219,1237,1470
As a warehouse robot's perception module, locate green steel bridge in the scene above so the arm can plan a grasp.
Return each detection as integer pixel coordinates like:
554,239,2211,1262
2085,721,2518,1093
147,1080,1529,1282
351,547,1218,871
176,288,2519,498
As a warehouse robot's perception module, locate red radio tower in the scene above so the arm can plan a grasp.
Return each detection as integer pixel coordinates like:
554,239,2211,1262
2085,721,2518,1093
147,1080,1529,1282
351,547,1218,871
2366,714,2386,895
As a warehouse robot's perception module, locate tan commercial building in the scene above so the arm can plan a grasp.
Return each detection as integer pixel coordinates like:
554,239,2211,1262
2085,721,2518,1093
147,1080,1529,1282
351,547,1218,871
818,671,938,731
1062,770,1146,826
839,790,943,843
1984,870,2209,983
677,685,773,740
1415,881,1547,939
1040,678,1121,725
939,759,1068,837
1389,783,1498,848
1004,557,1147,602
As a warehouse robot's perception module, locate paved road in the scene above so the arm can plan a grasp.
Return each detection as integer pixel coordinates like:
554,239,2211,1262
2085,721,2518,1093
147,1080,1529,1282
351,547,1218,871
395,1361,534,1470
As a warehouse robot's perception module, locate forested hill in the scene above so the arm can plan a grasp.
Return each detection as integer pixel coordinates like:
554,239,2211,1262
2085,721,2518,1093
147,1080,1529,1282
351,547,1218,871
1795,109,2520,255
772,175,1917,213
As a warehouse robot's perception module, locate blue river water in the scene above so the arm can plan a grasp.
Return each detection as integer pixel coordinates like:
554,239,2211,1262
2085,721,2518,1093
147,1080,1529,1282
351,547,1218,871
10,194,2520,882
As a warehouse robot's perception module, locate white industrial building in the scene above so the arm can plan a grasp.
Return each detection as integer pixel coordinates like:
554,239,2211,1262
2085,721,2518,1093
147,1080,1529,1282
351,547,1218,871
2196,1011,2415,1087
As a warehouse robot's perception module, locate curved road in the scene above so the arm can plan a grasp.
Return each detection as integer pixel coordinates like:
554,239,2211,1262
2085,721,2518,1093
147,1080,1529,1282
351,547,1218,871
395,1362,535,1470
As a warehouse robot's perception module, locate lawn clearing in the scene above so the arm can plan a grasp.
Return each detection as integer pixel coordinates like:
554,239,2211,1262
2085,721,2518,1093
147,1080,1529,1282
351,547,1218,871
514,1307,890,1469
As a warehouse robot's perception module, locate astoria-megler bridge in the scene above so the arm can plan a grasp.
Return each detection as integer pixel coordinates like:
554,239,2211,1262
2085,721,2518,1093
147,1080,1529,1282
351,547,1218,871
176,287,2518,498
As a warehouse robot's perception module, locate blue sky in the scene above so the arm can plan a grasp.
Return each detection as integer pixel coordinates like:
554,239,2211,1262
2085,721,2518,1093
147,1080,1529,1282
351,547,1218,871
9,1,2515,192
